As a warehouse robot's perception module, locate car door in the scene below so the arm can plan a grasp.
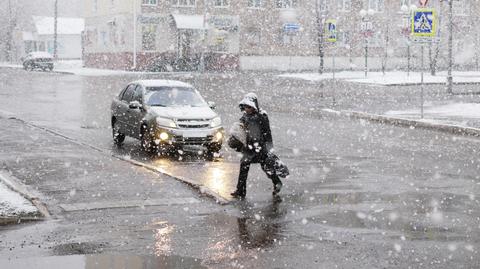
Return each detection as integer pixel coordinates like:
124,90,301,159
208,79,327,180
129,84,146,139
117,84,136,135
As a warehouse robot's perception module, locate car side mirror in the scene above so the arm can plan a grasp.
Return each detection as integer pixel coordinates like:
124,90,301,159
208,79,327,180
208,101,216,110
129,101,142,109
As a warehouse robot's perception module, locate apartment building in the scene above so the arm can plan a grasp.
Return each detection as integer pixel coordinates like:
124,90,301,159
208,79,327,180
83,0,480,71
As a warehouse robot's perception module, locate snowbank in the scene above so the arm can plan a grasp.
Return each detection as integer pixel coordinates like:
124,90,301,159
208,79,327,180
0,181,38,219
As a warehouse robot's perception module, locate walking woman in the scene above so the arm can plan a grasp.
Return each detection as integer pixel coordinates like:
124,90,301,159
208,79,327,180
231,93,282,199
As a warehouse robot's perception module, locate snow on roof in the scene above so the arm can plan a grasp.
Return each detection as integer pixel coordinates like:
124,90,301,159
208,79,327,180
171,14,208,30
33,16,84,35
135,80,193,88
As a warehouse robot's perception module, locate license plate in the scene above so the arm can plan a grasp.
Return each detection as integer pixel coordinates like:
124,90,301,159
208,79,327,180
182,130,208,138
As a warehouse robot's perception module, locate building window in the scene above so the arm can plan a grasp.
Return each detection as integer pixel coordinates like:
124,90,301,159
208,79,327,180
214,0,228,7
337,31,350,46
211,35,229,52
245,29,261,45
276,0,297,8
171,0,195,6
319,0,328,12
142,25,157,50
453,0,470,15
100,31,108,47
400,0,412,8
142,0,158,5
248,0,262,8
368,0,384,12
368,32,383,47
337,0,351,11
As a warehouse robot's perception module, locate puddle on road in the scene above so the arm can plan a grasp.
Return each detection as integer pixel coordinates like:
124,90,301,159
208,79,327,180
0,253,206,269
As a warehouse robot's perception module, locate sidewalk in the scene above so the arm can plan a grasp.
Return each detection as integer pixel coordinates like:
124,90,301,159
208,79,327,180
280,71,480,134
0,61,192,77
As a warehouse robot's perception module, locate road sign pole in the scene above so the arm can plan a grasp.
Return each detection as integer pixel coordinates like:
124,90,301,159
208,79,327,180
332,43,336,106
421,44,424,119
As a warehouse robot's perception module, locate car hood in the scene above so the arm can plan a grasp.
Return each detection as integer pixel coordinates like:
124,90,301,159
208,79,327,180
149,106,217,120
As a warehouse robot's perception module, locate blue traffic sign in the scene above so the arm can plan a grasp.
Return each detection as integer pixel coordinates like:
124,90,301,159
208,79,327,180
283,23,300,33
411,9,436,37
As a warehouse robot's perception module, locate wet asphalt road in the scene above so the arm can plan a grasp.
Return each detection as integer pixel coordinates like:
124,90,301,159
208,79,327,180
0,67,479,268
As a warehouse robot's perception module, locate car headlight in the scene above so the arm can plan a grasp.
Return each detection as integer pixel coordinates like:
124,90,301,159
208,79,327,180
210,117,222,128
156,117,177,128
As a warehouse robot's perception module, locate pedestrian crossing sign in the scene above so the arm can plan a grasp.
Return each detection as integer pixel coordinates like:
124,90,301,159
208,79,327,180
411,9,436,37
325,19,337,42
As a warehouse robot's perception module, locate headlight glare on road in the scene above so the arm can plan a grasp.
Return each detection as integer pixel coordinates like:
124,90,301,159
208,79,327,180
156,117,177,128
159,132,169,141
210,117,222,128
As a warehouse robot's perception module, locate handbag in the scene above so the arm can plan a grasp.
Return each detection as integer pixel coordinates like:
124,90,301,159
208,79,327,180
228,122,246,152
265,152,290,178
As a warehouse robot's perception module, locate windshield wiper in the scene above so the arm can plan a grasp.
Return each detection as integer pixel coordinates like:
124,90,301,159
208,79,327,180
149,104,166,107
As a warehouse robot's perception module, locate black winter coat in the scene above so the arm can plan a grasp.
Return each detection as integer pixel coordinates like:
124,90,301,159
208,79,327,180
239,110,273,158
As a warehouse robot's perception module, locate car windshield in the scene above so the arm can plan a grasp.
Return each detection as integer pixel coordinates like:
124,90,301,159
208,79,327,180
144,87,207,107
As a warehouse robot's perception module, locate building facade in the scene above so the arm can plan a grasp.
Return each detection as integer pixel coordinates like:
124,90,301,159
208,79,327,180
83,0,480,71
0,0,84,62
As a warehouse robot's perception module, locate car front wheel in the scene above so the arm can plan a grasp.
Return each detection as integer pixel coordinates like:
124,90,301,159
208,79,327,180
141,125,155,153
112,120,125,146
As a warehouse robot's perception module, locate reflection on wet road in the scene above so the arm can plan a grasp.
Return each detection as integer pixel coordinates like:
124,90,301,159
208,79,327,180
1,68,479,267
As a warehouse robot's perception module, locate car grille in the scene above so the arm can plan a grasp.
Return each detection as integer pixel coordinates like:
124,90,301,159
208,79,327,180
175,135,214,145
176,119,210,129
37,58,52,62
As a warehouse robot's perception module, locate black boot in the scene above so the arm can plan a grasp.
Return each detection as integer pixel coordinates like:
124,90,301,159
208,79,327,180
272,182,282,196
231,190,245,199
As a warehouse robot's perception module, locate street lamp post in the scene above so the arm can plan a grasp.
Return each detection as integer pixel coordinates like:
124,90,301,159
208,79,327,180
315,0,326,74
360,9,374,78
132,0,137,70
54,0,58,60
199,0,208,73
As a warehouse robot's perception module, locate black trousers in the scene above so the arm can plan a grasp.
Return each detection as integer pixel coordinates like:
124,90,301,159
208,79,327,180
236,153,282,195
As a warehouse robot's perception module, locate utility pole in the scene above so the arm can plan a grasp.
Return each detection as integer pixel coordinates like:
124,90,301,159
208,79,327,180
53,0,58,59
315,0,324,74
199,0,208,72
132,0,137,70
446,0,453,94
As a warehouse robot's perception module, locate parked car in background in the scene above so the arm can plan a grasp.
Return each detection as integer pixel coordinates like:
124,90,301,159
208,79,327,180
111,80,224,156
22,51,54,71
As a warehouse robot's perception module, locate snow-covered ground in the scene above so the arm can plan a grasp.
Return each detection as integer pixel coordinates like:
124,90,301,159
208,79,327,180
386,102,480,119
0,180,38,218
0,60,192,77
279,71,480,85
384,102,480,127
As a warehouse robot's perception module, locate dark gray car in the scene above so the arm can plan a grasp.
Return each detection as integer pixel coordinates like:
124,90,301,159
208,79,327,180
22,52,54,71
111,80,224,155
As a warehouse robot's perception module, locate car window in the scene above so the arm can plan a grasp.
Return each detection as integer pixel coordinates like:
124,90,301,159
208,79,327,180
118,86,128,98
144,87,207,107
121,84,136,103
133,85,143,103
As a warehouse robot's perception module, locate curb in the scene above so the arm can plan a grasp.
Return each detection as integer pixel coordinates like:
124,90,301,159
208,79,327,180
0,65,74,75
322,108,480,137
0,170,51,220
0,112,230,207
